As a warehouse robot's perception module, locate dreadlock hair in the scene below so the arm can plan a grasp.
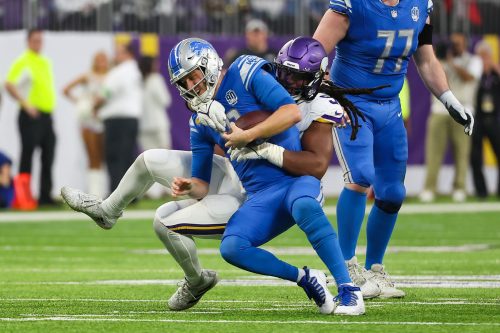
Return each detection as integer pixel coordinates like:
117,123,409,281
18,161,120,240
318,80,390,140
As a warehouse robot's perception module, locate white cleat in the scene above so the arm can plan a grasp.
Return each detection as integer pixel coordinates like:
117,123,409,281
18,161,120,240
168,270,219,311
297,267,336,314
60,186,119,230
346,256,381,299
367,264,405,299
333,284,365,315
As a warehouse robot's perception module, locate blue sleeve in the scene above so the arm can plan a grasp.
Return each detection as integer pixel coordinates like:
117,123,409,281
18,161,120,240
189,116,214,183
329,0,352,17
249,68,295,112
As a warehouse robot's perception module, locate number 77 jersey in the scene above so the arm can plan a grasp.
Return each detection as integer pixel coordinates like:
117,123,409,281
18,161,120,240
329,0,433,100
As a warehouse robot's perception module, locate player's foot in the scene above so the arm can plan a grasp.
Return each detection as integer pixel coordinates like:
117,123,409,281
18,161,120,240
168,269,219,311
367,264,405,298
419,190,435,203
333,284,365,315
346,256,381,299
60,186,119,230
452,189,466,203
297,267,335,314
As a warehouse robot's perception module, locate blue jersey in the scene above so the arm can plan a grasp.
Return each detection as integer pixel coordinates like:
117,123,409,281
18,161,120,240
190,55,301,194
329,0,433,100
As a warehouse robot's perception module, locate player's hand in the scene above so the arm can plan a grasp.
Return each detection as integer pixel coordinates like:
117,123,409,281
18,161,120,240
195,100,228,133
22,102,39,118
171,177,193,197
223,123,253,149
439,90,474,135
230,142,285,167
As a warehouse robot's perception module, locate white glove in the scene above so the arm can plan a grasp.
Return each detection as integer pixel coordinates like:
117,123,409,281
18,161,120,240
194,100,228,133
230,142,285,167
439,90,474,135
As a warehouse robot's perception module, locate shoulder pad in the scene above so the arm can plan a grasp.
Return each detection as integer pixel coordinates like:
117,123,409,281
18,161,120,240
236,55,268,90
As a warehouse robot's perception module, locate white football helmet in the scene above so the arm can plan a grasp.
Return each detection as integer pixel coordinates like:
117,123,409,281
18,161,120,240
168,38,223,107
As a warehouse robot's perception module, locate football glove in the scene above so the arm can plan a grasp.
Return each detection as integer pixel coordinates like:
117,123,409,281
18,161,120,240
439,90,474,136
194,100,228,133
230,142,285,167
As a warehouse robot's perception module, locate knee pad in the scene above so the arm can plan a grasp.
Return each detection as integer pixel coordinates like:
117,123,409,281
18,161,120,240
219,235,251,265
375,183,406,214
348,163,375,188
153,199,198,229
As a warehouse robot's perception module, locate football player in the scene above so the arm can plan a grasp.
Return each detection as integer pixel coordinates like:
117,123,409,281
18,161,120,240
312,0,474,298
61,37,365,315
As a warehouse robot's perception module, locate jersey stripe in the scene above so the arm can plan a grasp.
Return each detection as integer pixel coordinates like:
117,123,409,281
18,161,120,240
329,0,352,14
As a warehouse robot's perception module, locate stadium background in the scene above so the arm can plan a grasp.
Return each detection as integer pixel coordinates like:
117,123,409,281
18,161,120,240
0,0,498,196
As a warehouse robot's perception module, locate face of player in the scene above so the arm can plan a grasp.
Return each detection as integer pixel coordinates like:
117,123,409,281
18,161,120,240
178,68,208,97
28,32,43,53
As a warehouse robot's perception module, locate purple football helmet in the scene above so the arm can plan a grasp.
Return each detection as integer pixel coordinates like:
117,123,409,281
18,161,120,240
274,36,328,101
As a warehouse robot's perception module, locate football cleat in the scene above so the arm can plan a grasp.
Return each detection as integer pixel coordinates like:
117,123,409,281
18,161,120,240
61,186,120,230
367,264,405,298
168,269,219,311
333,284,365,315
346,256,381,299
297,267,335,314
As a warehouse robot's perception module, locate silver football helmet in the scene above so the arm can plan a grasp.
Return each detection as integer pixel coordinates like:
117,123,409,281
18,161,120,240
168,38,223,107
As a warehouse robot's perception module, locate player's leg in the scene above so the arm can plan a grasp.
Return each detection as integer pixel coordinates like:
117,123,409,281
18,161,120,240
219,185,336,315
365,100,407,298
333,107,380,299
285,175,364,315
154,193,242,310
61,149,196,229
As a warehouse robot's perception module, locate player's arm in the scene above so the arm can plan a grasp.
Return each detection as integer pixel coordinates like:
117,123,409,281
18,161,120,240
313,7,349,54
62,74,88,102
223,69,301,148
282,121,333,179
5,60,38,117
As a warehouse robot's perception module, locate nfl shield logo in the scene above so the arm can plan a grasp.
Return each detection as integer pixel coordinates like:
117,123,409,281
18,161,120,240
391,10,398,18
225,90,238,106
411,6,420,21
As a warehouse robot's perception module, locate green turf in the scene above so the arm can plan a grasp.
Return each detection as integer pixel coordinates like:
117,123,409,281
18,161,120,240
1,204,499,332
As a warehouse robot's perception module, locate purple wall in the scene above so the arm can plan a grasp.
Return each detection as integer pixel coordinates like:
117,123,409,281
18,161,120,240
158,36,433,165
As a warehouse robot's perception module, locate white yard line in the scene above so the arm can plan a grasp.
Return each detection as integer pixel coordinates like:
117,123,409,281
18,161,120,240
4,277,500,288
0,317,499,326
1,202,500,222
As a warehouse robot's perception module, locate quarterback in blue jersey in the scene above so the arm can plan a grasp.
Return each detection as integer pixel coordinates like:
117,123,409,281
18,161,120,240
168,38,365,315
313,0,474,298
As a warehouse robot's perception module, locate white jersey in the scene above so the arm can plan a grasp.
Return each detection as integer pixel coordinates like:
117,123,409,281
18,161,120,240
296,93,344,135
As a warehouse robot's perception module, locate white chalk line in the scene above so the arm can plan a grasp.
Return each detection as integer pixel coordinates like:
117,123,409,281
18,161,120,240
0,317,499,326
2,202,500,222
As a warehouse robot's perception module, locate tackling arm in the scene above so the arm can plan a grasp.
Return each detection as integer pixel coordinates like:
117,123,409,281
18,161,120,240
281,121,334,179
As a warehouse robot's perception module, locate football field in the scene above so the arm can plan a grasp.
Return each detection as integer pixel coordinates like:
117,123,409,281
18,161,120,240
1,200,500,333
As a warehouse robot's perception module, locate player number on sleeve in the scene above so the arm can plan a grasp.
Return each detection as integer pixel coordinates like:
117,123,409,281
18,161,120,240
374,29,414,73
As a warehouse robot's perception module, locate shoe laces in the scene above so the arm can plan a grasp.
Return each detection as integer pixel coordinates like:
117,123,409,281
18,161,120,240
334,285,359,306
298,267,326,307
371,267,395,288
347,262,367,285
175,279,196,301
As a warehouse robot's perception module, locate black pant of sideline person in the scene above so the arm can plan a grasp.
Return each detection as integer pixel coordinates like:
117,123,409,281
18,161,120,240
18,110,56,204
104,117,138,193
470,114,500,198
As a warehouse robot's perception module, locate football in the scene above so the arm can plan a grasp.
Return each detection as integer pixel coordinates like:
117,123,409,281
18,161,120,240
234,110,272,130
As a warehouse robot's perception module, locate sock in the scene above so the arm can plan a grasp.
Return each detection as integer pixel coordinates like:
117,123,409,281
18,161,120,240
296,268,305,283
153,219,203,285
101,154,154,217
220,235,299,282
337,188,367,260
365,204,398,269
292,197,351,285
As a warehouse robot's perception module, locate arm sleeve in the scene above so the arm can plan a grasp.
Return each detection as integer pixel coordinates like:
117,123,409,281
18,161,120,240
190,116,215,183
249,68,295,112
329,0,353,17
6,57,27,84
